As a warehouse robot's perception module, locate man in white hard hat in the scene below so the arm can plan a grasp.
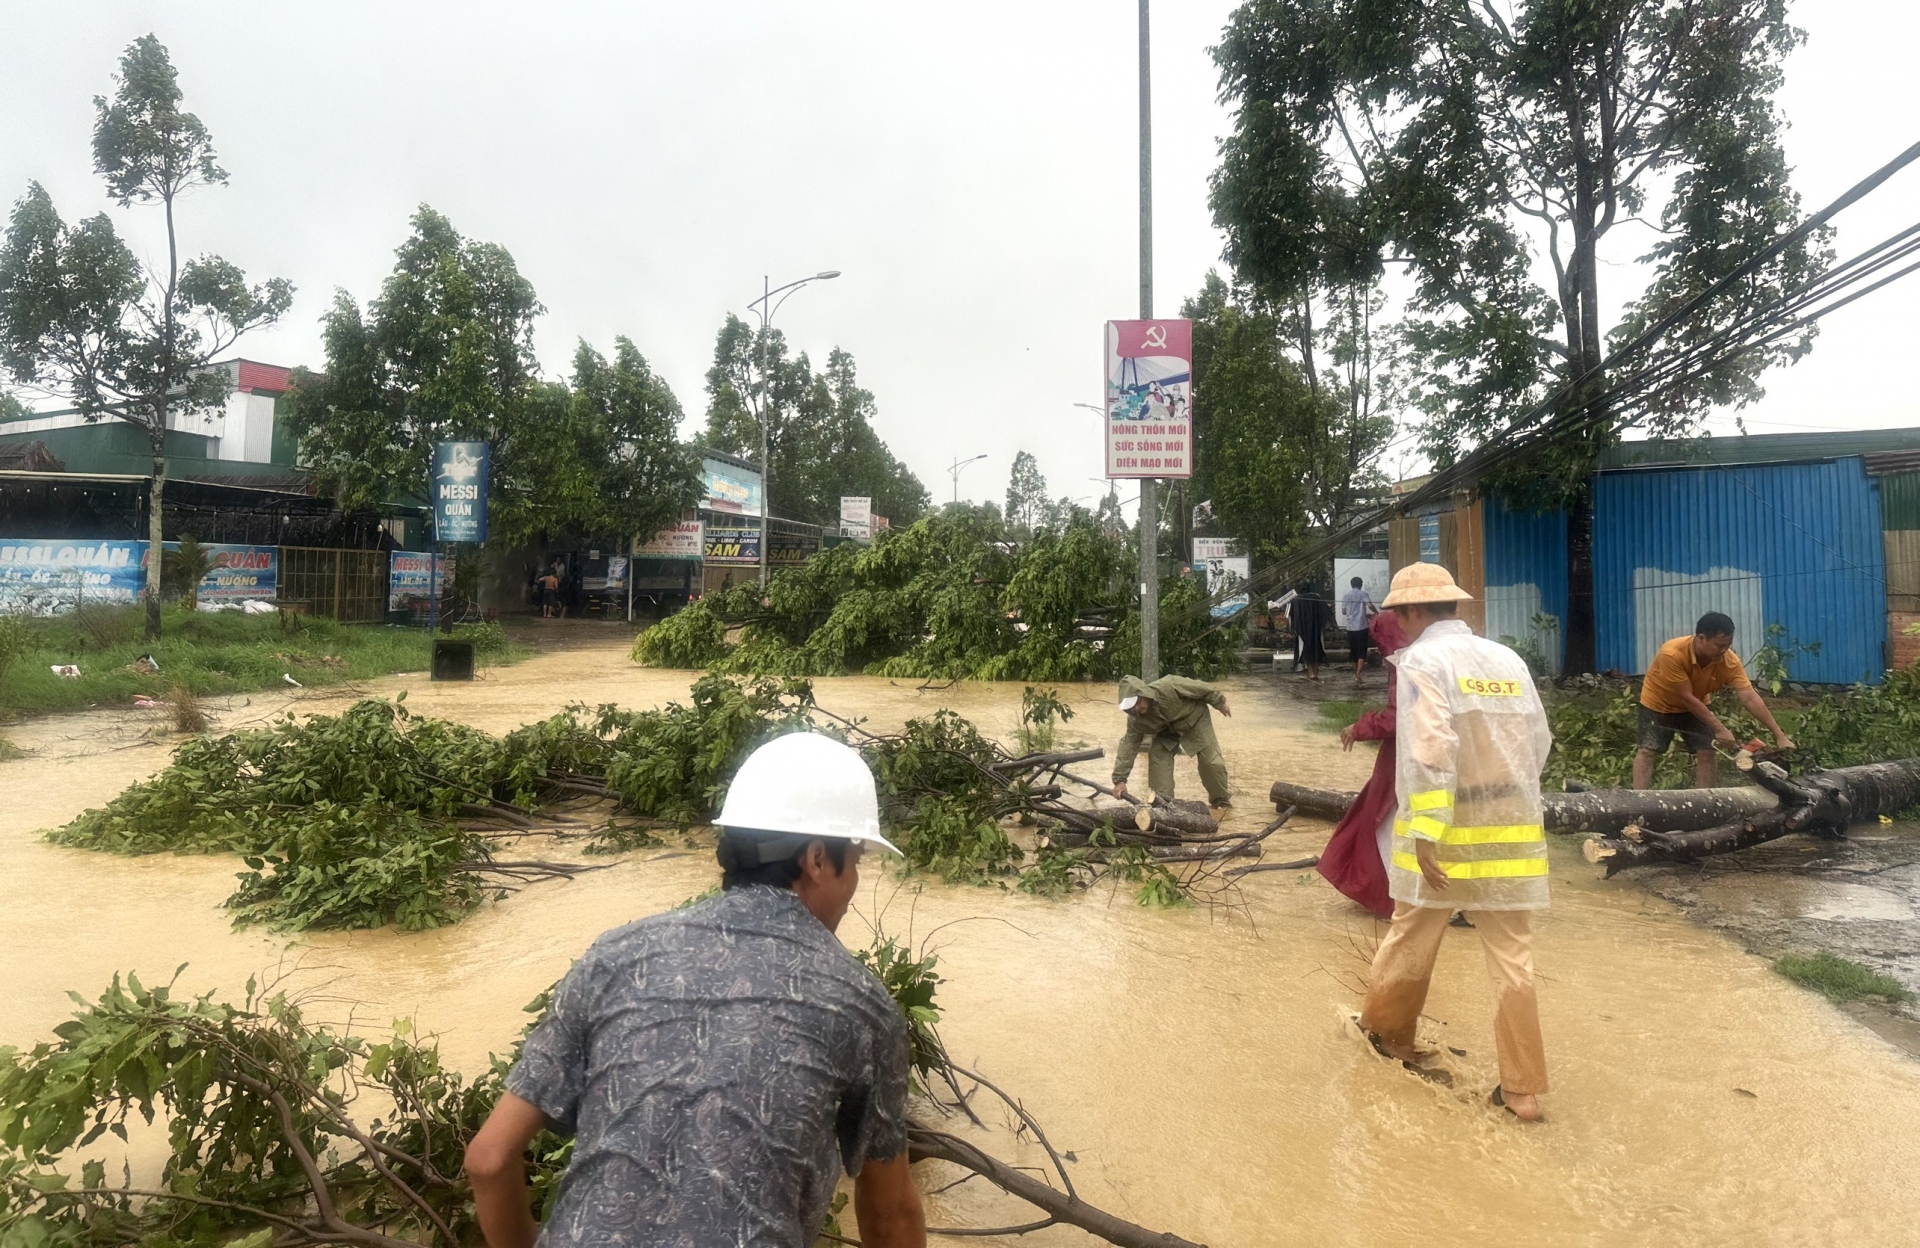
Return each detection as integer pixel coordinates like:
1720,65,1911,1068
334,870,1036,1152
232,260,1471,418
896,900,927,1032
465,732,927,1248
1112,674,1234,818
1355,563,1556,1123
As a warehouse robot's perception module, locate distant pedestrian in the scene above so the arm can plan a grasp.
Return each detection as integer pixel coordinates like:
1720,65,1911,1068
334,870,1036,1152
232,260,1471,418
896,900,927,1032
1632,612,1795,789
538,569,561,618
1340,576,1377,685
1289,585,1332,681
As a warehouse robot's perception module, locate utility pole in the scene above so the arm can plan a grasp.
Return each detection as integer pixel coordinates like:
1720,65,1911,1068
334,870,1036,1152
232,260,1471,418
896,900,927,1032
1137,0,1159,681
758,274,771,590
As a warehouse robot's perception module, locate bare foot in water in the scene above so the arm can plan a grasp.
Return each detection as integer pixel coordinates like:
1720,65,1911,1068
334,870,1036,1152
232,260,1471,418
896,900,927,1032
1494,1088,1545,1122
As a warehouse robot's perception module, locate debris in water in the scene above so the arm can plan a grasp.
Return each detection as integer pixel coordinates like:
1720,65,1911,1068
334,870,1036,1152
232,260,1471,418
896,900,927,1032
1734,1088,1758,1098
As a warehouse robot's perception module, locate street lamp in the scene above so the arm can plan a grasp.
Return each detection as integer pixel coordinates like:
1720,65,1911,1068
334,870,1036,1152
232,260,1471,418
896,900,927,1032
948,454,988,504
745,270,841,589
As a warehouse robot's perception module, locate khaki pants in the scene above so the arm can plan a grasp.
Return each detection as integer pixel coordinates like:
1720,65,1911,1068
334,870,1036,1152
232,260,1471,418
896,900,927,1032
1358,903,1548,1095
1146,732,1232,806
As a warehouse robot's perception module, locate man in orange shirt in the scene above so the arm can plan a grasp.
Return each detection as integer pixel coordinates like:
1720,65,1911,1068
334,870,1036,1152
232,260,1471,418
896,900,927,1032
1633,611,1795,789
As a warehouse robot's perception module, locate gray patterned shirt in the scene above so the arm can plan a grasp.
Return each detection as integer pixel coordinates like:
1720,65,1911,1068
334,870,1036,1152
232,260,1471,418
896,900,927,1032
507,886,910,1248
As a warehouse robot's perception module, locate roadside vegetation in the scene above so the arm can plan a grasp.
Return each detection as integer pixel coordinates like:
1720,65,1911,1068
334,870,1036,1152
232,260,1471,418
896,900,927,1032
0,607,519,721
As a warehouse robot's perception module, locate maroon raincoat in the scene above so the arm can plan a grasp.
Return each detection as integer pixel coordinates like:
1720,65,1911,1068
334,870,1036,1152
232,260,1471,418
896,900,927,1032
1315,610,1411,918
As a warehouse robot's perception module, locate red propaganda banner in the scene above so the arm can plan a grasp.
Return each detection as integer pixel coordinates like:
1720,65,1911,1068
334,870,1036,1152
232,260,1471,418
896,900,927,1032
1104,319,1192,479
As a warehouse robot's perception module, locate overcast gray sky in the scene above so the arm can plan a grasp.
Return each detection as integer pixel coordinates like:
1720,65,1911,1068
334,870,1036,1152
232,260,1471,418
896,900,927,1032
3,2,1915,509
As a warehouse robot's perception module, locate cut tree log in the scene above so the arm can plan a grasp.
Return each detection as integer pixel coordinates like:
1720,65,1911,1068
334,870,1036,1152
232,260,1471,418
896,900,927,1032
1583,757,1920,874
1132,800,1220,838
908,1124,1206,1248
1267,778,1777,835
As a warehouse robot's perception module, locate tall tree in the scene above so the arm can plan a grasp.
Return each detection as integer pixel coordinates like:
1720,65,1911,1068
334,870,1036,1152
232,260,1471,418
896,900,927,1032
1185,273,1391,564
1004,450,1049,536
1210,0,1827,670
0,36,291,637
288,209,664,549
569,337,702,543
702,318,927,528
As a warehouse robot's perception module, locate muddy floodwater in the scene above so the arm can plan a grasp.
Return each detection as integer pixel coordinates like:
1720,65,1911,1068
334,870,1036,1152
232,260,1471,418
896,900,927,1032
4,635,1919,1246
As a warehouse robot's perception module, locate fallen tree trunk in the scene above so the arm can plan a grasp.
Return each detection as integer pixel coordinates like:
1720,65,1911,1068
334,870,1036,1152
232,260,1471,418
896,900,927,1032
1267,778,1777,835
1584,757,1920,874
908,1124,1206,1248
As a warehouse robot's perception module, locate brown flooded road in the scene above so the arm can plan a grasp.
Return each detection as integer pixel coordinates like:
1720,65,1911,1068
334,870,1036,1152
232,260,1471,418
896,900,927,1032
3,638,1919,1246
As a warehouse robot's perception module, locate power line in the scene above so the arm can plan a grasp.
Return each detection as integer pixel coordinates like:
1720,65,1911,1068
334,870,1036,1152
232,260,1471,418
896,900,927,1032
1195,141,1920,626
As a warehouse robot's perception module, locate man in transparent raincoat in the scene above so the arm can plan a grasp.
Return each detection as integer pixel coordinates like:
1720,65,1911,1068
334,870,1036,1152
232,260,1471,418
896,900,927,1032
1357,563,1554,1122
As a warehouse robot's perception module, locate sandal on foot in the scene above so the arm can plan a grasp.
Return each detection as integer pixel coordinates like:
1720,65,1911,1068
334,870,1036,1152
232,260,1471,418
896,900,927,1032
1363,1027,1453,1085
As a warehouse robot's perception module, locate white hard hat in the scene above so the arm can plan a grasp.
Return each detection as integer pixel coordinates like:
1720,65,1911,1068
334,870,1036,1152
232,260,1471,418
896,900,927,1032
1118,695,1140,711
716,732,902,855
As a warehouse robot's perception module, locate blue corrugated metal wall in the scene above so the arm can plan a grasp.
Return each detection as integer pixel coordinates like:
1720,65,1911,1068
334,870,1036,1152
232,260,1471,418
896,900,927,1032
1482,499,1569,673
1591,457,1886,684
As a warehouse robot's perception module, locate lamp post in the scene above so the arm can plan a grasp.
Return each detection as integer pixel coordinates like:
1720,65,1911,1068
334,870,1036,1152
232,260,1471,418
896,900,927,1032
746,270,841,589
947,453,987,504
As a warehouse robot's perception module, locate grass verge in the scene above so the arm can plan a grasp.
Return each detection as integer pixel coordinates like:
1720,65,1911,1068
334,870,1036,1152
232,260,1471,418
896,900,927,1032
0,606,527,719
1307,699,1370,734
1774,951,1915,1004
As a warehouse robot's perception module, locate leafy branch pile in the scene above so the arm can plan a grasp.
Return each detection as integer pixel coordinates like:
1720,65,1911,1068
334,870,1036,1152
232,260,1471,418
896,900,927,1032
46,675,1219,930
46,676,817,932
0,971,566,1248
635,509,1238,681
0,956,1202,1248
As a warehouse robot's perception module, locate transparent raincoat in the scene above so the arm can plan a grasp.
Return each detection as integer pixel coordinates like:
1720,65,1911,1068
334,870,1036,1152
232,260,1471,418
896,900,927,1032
1387,620,1554,910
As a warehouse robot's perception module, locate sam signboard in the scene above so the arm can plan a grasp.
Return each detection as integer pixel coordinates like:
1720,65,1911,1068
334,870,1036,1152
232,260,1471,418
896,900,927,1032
433,441,490,543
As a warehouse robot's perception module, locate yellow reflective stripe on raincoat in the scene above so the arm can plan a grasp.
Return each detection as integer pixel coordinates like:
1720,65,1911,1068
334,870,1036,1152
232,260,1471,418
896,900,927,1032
1391,852,1548,879
1409,790,1453,813
1406,814,1449,838
1395,821,1545,846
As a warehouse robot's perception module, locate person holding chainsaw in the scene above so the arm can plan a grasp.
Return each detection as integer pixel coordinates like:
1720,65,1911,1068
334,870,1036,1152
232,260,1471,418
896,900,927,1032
1632,612,1795,790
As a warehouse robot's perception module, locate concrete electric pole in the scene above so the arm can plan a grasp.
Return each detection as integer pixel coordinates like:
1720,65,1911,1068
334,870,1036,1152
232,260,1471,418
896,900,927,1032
1137,0,1159,681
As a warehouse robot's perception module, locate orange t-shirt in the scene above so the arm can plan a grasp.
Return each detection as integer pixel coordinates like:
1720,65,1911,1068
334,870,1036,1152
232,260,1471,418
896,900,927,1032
1639,635,1751,714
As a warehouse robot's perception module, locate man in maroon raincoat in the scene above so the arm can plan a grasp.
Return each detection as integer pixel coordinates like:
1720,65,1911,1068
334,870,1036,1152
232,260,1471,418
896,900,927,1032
1315,609,1410,918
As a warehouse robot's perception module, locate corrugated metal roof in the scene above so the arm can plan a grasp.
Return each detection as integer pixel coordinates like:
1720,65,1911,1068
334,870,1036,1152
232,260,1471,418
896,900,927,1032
1602,426,1920,471
1592,457,1886,684
1861,451,1920,477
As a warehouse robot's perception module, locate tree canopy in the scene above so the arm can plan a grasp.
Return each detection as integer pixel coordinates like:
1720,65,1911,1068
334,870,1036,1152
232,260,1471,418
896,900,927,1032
1185,273,1391,565
285,208,699,550
702,315,928,528
0,35,291,637
1209,0,1827,667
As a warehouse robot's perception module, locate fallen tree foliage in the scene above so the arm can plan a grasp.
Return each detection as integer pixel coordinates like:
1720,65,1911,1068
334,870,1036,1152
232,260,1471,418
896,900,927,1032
634,509,1238,680
50,674,1253,928
0,950,1207,1248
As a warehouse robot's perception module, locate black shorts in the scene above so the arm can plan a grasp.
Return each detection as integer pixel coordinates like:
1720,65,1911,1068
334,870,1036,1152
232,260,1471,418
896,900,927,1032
1347,629,1372,658
1637,706,1714,754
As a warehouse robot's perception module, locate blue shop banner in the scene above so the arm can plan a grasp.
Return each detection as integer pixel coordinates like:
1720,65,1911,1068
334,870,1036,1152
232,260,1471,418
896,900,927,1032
0,540,147,615
389,550,455,612
161,542,278,606
433,441,490,543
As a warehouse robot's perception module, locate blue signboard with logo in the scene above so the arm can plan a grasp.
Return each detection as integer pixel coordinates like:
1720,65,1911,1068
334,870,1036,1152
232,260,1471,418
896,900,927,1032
434,441,490,543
